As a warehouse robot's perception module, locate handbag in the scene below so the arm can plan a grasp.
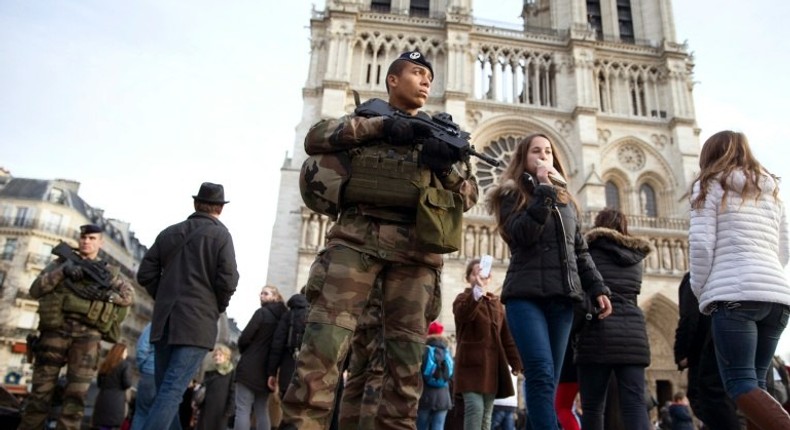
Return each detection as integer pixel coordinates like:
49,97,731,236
415,186,463,254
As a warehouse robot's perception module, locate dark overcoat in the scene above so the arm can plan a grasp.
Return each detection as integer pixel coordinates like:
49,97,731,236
574,227,651,365
137,212,239,349
196,368,235,430
235,300,287,392
92,359,133,427
453,288,523,398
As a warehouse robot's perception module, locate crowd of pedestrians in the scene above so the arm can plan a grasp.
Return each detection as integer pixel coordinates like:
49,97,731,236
11,49,790,430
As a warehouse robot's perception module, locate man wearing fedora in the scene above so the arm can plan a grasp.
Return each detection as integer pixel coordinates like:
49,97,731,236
137,182,239,430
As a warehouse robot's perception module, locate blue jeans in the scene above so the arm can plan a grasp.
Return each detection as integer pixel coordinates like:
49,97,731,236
234,382,270,430
416,408,448,430
711,301,790,399
491,405,516,430
505,299,573,430
463,392,495,429
131,372,156,430
140,343,208,430
577,364,651,430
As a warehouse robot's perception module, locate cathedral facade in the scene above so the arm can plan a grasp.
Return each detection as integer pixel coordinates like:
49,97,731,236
266,0,700,404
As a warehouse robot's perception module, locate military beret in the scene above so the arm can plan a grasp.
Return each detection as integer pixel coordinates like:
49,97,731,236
80,224,102,235
395,51,433,81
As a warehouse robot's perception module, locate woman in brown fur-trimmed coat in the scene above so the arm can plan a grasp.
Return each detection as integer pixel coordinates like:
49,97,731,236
453,258,523,430
574,208,652,430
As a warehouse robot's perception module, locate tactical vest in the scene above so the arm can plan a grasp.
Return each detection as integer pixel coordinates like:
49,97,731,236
37,267,128,342
343,145,430,208
300,143,431,219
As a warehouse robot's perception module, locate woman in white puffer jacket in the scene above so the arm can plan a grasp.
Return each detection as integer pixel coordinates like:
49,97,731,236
689,130,790,430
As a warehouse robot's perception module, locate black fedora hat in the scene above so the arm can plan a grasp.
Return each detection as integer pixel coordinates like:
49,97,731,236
192,182,229,204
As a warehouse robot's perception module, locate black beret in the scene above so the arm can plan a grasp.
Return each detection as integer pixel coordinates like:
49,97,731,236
80,224,102,235
395,51,433,81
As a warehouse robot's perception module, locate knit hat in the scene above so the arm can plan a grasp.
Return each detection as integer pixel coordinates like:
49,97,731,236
428,321,444,335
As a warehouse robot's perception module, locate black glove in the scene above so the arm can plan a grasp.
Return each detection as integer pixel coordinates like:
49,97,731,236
420,139,456,172
63,261,84,281
80,283,111,301
382,117,431,146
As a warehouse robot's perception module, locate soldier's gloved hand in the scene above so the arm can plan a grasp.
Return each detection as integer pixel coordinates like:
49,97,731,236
81,284,109,301
382,117,415,146
420,139,456,173
63,261,84,281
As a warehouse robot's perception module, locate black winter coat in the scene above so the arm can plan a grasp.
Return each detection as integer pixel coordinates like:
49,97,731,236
236,301,288,392
497,181,608,303
92,360,133,427
267,293,309,395
574,227,651,365
138,212,239,350
418,335,453,412
196,368,235,430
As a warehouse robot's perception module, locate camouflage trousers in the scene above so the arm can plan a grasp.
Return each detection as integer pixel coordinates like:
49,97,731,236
338,280,385,430
281,245,442,430
18,319,101,430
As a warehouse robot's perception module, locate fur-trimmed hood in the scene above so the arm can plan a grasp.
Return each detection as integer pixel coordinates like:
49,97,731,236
584,227,650,266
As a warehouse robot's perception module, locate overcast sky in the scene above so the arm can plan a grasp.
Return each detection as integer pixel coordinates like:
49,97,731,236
2,0,789,353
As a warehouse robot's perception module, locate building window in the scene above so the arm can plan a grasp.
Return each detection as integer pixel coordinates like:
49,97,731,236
605,181,621,210
617,0,634,43
640,184,658,217
410,0,429,17
0,271,5,289
2,238,18,261
630,76,646,116
14,207,29,227
586,0,603,40
370,0,391,13
47,188,65,204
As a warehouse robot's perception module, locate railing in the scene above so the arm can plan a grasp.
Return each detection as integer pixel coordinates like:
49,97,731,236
0,216,78,240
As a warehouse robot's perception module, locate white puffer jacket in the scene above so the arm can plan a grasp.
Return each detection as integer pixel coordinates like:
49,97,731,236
689,170,790,314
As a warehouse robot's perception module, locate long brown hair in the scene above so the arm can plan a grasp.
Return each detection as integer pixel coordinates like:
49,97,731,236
690,130,778,209
594,208,628,235
98,343,127,375
487,133,577,240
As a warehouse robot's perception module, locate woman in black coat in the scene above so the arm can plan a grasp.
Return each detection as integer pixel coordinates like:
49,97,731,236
196,344,235,430
92,343,133,430
575,208,652,430
233,286,287,430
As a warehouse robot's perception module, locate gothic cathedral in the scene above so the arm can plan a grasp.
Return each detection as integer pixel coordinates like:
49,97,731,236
266,0,699,403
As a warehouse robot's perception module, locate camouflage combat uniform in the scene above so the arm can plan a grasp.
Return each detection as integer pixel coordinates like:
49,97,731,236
281,113,478,430
338,277,385,429
18,258,134,430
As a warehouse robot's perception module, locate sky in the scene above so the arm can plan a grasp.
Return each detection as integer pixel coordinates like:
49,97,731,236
2,1,789,353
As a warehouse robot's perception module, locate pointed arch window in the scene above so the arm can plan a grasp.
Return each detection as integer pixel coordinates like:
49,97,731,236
605,181,621,210
639,184,657,217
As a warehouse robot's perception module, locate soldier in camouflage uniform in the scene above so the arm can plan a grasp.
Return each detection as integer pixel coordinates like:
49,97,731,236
19,224,135,430
281,51,479,430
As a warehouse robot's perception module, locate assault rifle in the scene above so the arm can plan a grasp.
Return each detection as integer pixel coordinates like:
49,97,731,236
52,241,113,299
354,97,500,167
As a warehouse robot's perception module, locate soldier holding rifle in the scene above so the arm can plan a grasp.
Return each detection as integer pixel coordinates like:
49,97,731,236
18,224,134,430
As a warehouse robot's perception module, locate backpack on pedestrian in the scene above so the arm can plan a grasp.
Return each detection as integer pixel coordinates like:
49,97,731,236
421,344,454,388
285,307,307,357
